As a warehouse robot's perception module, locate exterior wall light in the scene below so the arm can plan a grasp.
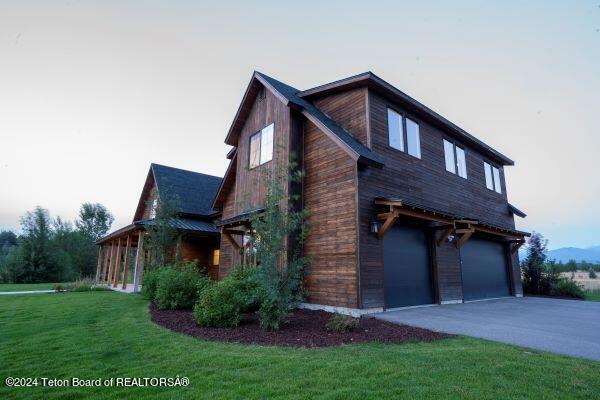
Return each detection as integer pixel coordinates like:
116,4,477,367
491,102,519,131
370,220,379,234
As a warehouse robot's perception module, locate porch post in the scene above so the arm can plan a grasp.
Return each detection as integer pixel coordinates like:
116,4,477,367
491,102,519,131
100,244,110,285
95,245,103,284
122,235,132,290
107,241,117,286
112,238,122,287
132,232,145,293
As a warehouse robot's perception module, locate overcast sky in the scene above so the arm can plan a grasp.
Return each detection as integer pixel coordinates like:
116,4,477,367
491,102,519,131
1,1,598,249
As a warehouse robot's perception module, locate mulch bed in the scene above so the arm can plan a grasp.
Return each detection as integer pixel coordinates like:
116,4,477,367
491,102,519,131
149,303,449,348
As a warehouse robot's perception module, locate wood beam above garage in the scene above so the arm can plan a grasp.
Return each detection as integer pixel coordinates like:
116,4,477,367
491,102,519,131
377,209,399,239
510,239,526,254
373,197,529,241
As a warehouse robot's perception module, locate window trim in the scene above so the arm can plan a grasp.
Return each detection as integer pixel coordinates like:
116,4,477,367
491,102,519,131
248,123,274,170
386,107,421,159
443,138,467,179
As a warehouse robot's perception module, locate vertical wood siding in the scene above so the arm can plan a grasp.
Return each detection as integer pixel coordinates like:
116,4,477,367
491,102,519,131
312,88,369,148
303,120,359,308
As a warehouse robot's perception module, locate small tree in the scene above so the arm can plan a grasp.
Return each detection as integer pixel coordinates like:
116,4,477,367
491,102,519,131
590,269,597,279
144,182,181,268
75,203,114,242
249,161,310,330
521,231,548,294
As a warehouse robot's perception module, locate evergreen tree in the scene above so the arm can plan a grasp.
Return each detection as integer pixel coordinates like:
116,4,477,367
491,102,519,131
521,231,547,294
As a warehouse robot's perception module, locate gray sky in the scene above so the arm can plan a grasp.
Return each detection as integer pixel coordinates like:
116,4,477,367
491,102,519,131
0,1,598,249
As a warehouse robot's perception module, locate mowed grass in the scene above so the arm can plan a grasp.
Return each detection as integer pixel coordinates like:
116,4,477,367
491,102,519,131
0,283,61,292
1,293,599,400
585,290,600,302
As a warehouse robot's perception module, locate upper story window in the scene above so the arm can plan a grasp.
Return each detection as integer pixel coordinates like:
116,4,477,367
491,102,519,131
484,162,502,193
443,139,467,179
387,108,421,159
149,198,158,219
249,123,274,169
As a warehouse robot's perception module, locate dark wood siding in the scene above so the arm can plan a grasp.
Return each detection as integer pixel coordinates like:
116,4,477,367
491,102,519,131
433,230,464,302
181,236,219,279
303,120,359,308
231,86,291,215
313,87,369,148
358,89,517,307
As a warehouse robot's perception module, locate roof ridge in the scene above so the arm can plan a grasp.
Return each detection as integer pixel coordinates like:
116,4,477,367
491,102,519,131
151,163,223,180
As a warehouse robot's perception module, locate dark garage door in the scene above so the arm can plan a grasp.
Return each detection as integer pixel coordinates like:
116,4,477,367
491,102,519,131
384,225,434,308
461,238,511,301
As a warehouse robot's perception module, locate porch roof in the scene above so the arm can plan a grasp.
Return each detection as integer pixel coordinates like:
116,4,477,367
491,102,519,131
97,217,218,244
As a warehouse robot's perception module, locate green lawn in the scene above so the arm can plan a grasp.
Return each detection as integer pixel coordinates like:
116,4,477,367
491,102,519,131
0,293,598,399
585,290,600,302
0,283,61,292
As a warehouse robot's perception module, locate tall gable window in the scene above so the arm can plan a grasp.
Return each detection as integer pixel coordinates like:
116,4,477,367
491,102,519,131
249,123,274,169
443,139,467,179
149,198,158,219
387,108,421,158
484,162,502,193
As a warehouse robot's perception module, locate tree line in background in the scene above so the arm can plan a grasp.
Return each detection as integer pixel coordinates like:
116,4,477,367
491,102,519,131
0,203,114,283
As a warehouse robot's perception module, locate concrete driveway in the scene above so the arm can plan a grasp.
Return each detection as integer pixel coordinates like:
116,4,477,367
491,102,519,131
374,297,600,362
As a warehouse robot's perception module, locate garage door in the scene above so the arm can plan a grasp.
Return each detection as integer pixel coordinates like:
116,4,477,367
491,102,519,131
384,225,434,308
461,238,510,301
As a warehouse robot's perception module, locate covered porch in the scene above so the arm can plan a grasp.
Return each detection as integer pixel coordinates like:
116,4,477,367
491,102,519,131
95,218,220,292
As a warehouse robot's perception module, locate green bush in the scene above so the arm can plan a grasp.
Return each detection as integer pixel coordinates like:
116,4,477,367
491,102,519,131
549,278,585,299
193,266,258,327
589,269,597,279
142,269,161,300
194,279,244,327
326,313,359,333
154,262,212,310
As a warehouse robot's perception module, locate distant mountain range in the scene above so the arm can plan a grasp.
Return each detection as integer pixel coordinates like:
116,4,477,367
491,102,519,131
545,246,600,263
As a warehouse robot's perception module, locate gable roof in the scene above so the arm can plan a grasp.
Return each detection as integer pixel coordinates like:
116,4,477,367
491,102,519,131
133,163,222,221
225,71,384,167
298,71,514,166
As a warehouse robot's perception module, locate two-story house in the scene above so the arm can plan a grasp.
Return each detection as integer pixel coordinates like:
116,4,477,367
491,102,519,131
97,71,528,314
212,71,528,314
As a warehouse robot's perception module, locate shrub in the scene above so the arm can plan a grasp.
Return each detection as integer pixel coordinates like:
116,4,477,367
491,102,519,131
142,268,161,300
549,278,585,299
326,313,359,333
70,277,95,292
590,269,597,279
192,265,258,327
194,279,244,327
52,283,65,291
154,262,211,310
